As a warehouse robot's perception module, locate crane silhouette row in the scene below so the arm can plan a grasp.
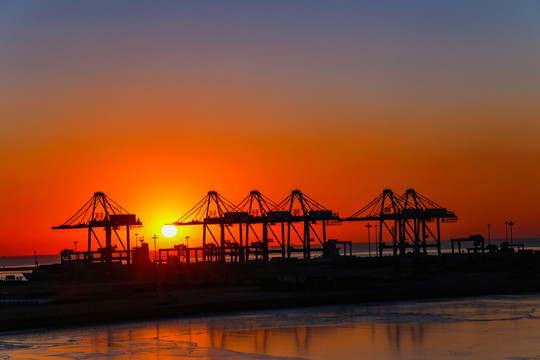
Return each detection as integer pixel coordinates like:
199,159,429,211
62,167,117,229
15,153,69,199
53,189,457,265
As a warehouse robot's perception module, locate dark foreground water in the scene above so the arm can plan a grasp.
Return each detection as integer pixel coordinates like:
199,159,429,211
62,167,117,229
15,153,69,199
1,294,540,359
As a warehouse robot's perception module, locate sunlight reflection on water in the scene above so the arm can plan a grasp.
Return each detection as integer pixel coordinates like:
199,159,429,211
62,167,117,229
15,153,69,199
2,294,540,359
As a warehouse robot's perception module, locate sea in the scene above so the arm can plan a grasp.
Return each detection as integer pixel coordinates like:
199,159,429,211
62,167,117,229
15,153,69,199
0,255,59,281
1,294,540,359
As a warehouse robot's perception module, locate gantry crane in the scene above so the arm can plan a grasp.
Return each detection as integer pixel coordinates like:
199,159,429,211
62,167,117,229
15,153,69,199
345,189,457,256
170,189,340,263
52,192,142,265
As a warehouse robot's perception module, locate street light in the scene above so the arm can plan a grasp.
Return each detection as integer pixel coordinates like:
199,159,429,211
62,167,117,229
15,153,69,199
74,241,78,252
152,234,158,262
366,224,372,257
374,224,378,256
487,224,491,246
508,221,514,245
185,236,190,248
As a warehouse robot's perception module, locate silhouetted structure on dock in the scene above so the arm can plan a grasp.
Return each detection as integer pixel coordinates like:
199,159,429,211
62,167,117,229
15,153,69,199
451,235,485,254
169,190,345,263
344,189,457,256
53,192,142,265
52,189,456,267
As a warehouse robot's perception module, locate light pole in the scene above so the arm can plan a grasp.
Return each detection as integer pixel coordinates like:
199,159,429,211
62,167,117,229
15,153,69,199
152,234,158,262
487,224,491,245
366,223,372,257
374,224,378,256
508,221,514,245
391,226,396,255
185,236,190,248
505,222,508,243
74,241,78,252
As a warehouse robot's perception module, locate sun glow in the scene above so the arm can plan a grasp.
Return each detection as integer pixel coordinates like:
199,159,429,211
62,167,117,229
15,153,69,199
161,225,178,238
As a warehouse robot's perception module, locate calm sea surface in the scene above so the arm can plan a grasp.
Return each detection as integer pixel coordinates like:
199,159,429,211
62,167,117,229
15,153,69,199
1,294,540,359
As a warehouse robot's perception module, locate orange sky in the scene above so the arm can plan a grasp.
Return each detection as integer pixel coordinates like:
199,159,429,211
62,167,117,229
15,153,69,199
1,2,539,255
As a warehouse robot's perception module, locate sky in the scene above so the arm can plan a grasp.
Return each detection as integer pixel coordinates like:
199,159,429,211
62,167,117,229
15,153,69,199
1,1,539,255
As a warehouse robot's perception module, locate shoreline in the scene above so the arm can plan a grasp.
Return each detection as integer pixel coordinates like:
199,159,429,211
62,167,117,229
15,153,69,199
2,270,540,333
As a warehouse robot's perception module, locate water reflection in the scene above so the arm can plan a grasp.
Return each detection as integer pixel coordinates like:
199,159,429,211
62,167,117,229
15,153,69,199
206,326,315,355
384,323,425,351
2,295,540,359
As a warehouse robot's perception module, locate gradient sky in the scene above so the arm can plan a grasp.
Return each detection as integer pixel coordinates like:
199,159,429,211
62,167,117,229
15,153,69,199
1,1,539,255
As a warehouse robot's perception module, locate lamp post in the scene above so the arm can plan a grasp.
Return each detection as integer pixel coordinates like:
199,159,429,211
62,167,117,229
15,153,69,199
391,226,396,255
185,236,190,248
508,221,514,245
152,234,158,262
374,224,378,256
505,221,508,243
487,224,491,245
366,223,372,257
74,241,78,252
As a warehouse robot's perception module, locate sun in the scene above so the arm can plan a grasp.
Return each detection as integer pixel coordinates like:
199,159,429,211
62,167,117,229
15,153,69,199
161,225,178,238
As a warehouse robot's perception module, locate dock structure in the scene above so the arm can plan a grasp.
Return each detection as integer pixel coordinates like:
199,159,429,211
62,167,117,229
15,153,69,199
344,189,457,256
52,192,142,265
451,235,485,254
170,189,341,263
52,188,457,268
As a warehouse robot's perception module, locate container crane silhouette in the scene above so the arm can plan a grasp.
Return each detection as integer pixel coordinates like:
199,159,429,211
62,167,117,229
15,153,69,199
52,192,142,265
